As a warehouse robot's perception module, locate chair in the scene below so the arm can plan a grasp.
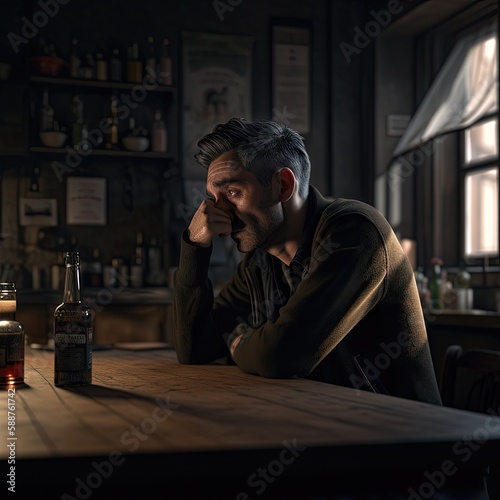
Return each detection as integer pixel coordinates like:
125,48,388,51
440,344,500,415
439,344,500,499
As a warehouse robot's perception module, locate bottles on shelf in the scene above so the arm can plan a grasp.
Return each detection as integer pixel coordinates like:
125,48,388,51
146,235,166,286
145,36,157,84
54,252,92,386
454,261,473,311
70,38,80,78
103,248,129,288
33,35,173,85
105,94,119,150
127,42,142,83
109,48,123,82
96,52,108,81
84,248,103,288
80,52,96,80
29,37,176,158
50,252,65,291
130,232,146,288
71,94,88,151
159,38,172,85
429,257,443,310
151,109,167,152
38,87,54,132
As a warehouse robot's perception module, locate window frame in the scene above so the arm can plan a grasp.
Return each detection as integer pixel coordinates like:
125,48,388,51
459,114,499,266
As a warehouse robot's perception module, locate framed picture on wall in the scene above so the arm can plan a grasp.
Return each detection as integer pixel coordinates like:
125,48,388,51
271,21,311,134
66,177,107,226
19,198,57,226
181,32,254,179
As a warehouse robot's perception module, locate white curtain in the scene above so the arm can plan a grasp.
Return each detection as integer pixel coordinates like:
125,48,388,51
392,24,498,159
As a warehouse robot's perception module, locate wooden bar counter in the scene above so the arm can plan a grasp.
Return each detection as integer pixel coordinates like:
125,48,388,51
2,347,500,499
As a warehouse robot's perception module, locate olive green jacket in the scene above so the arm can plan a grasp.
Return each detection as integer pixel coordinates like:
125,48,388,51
173,186,442,405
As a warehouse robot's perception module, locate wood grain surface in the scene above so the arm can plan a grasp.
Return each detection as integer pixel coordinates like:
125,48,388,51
1,348,499,499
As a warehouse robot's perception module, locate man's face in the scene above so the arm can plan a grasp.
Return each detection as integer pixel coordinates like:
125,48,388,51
206,151,284,253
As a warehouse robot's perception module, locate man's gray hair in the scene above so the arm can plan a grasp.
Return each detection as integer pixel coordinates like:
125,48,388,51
195,118,311,199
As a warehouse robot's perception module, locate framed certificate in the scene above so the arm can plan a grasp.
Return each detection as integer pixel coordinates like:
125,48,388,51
272,22,311,134
66,177,107,226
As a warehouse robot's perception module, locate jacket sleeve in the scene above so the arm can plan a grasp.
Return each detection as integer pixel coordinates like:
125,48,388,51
229,213,389,378
172,231,253,364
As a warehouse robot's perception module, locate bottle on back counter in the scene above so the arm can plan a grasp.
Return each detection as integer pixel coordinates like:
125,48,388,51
54,252,92,386
130,232,146,288
0,283,25,386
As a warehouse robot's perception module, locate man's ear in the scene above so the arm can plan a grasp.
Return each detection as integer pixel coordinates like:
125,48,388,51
277,168,296,202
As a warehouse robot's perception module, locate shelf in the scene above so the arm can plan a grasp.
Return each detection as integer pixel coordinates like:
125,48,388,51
425,308,500,329
30,146,175,160
29,75,176,93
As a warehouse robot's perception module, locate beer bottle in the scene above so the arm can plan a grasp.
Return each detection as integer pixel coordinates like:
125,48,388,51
54,252,92,386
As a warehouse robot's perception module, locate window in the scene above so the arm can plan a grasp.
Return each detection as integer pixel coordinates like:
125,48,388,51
465,119,498,164
464,166,498,257
462,35,498,259
386,20,498,269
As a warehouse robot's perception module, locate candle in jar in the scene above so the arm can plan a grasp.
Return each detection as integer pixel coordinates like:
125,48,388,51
0,300,16,319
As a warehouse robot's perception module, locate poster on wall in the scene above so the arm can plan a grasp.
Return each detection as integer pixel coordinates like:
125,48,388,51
66,177,107,226
19,198,57,226
182,32,254,179
272,24,311,134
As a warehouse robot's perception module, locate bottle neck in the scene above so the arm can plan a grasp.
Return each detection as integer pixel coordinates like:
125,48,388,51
63,263,82,303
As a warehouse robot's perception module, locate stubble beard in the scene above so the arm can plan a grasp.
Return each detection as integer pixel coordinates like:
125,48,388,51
232,202,284,253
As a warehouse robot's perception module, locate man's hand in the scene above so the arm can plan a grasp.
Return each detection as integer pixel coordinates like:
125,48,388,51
187,199,233,248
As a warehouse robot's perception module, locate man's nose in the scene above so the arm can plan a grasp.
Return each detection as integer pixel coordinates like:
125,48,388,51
215,195,233,211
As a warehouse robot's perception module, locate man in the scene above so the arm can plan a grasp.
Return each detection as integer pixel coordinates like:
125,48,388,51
173,117,442,405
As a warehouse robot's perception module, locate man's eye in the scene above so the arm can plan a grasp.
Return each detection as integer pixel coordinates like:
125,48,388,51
227,189,239,197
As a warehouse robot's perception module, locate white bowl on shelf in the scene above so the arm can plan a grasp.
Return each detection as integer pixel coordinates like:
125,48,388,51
122,136,149,152
39,131,67,148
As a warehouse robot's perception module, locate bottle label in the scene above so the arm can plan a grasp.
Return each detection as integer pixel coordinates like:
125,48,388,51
55,333,86,344
55,345,91,372
0,333,24,363
54,320,92,373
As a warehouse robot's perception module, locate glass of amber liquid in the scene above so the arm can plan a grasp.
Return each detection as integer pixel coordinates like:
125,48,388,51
0,283,25,386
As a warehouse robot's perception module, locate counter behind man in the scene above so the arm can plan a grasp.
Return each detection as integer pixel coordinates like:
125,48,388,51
173,117,442,405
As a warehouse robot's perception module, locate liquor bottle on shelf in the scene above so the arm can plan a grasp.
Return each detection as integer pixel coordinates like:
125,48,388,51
109,48,123,82
96,52,108,81
85,248,103,288
70,38,80,78
130,232,146,288
127,42,142,83
79,52,96,80
429,257,443,310
146,236,166,286
151,109,167,152
0,283,25,386
54,252,92,386
105,95,119,149
39,87,54,132
111,249,129,288
71,95,88,151
159,38,172,85
50,252,65,291
145,35,157,84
